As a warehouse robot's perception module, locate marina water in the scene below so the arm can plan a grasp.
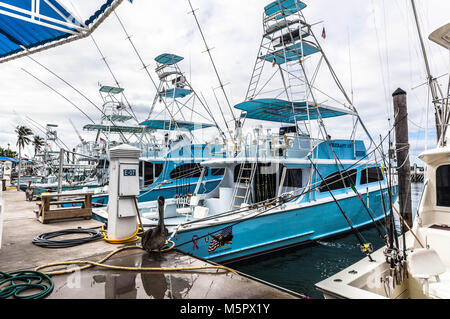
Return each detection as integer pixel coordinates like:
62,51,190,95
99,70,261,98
234,183,424,299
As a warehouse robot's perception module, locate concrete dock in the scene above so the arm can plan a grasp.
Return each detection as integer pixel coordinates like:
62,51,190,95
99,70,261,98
0,189,299,299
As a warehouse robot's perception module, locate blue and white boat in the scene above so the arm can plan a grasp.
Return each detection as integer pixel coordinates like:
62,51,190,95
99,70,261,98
88,53,227,207
94,0,398,264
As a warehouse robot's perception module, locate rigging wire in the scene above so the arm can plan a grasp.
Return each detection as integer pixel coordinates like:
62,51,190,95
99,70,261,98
24,56,130,144
186,0,237,140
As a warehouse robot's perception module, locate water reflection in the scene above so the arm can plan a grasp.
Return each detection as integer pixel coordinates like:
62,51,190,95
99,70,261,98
234,182,425,299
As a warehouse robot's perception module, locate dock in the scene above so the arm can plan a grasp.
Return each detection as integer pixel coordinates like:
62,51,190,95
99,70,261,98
0,189,299,300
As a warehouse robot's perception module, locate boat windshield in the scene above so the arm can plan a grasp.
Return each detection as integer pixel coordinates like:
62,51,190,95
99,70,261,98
437,165,450,207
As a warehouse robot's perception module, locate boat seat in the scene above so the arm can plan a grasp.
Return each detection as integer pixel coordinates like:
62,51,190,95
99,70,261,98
176,196,200,217
428,270,450,299
408,248,447,298
193,206,209,219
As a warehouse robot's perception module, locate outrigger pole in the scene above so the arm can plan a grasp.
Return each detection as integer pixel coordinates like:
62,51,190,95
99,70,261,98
410,0,444,145
186,0,237,143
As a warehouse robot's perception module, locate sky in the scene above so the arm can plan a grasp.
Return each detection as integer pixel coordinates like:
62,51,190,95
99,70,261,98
0,0,449,166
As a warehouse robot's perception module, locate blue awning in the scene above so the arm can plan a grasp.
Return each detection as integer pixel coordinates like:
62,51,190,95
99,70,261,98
264,0,306,19
140,119,215,131
260,41,319,65
159,88,193,99
0,156,18,162
155,53,184,66
0,0,124,62
235,99,355,123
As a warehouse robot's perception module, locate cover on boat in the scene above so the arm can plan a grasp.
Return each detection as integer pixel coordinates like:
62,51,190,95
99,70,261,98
264,0,306,19
235,98,355,123
260,41,319,64
83,124,152,134
429,23,450,49
0,156,18,162
155,53,184,66
139,119,215,131
0,0,124,62
159,88,193,99
99,86,124,94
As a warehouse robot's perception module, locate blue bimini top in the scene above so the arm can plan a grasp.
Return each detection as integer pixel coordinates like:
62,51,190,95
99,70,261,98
155,53,184,66
139,119,216,131
235,98,355,124
264,0,307,19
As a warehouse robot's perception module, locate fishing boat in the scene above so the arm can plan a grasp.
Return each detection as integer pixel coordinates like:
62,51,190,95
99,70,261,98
17,123,101,198
83,53,226,208
94,0,397,264
315,19,450,299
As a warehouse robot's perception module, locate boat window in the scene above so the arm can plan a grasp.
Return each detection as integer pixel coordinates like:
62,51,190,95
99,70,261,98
437,165,450,207
210,168,225,176
283,168,303,187
360,167,384,185
170,163,202,179
140,162,164,187
254,164,277,203
319,169,357,192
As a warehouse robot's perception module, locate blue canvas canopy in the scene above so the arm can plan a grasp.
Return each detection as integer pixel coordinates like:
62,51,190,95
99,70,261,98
264,0,306,19
0,0,125,63
140,119,215,131
260,41,319,65
0,156,18,162
235,99,355,123
155,53,184,66
159,88,193,99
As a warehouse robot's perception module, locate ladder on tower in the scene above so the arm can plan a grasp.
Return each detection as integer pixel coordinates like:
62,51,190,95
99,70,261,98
285,58,306,102
229,162,257,210
245,37,271,101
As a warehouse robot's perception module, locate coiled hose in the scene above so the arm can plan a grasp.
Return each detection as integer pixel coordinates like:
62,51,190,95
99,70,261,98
32,227,104,248
0,270,53,299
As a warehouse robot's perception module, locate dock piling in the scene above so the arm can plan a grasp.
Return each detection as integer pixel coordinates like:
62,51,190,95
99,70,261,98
393,88,413,227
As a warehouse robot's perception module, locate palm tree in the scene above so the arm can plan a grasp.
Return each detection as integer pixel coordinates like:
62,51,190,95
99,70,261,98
15,125,33,191
32,135,45,159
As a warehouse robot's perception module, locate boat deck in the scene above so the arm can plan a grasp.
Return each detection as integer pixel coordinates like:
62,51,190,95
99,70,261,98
0,189,298,299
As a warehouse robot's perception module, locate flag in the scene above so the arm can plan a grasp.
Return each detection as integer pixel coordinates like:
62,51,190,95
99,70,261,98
321,27,326,39
208,226,233,253
99,137,106,144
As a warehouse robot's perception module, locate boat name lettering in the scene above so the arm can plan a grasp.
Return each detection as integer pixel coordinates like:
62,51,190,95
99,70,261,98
331,143,352,149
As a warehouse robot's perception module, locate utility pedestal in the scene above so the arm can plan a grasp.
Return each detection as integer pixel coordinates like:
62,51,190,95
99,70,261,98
107,144,141,240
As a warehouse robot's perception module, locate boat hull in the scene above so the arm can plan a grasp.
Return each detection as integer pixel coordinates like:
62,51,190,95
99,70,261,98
172,186,396,264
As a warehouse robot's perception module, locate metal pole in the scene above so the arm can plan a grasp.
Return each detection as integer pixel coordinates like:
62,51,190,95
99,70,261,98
58,148,63,193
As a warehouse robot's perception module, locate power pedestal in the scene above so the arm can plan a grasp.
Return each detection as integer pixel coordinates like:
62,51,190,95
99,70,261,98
107,144,141,240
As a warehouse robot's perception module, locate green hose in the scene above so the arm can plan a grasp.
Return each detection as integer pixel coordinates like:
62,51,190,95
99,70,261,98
0,270,53,299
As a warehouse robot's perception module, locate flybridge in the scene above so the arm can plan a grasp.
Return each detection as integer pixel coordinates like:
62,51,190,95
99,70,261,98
0,0,125,63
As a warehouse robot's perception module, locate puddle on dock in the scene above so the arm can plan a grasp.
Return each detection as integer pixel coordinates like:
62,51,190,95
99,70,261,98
47,250,295,299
